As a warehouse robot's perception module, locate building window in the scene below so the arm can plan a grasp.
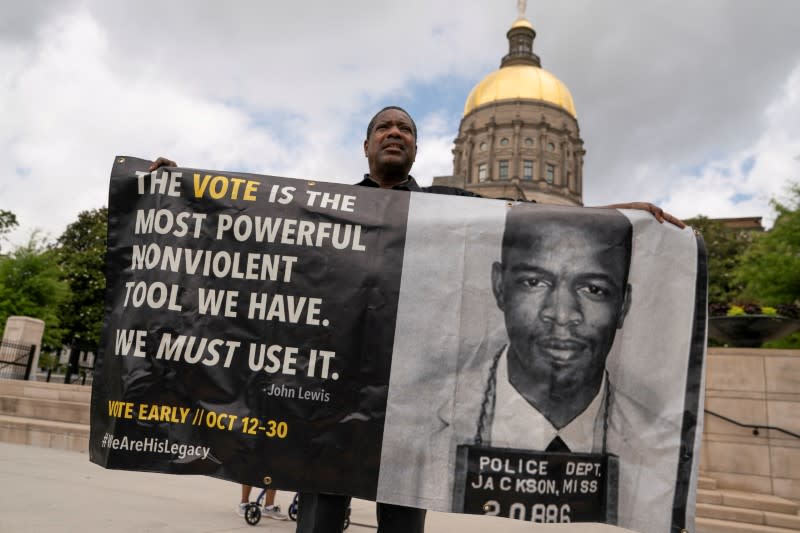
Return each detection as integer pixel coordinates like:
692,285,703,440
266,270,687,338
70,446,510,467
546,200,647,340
500,137,510,146
524,137,534,147
499,160,509,179
478,163,487,182
523,160,533,180
547,142,556,152
545,164,555,184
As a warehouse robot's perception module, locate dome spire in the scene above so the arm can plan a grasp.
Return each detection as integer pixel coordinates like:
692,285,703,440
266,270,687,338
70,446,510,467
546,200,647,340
502,1,540,68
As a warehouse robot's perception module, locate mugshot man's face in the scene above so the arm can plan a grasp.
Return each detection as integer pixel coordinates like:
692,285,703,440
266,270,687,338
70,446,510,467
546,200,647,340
492,219,631,388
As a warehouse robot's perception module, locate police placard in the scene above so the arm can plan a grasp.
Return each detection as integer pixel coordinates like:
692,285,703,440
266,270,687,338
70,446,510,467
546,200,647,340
453,445,618,524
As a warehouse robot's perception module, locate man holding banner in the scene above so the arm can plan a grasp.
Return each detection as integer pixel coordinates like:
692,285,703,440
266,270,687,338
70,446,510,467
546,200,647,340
293,107,444,533
143,105,685,533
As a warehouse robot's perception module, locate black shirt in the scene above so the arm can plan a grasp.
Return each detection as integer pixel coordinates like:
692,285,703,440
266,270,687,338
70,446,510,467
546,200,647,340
356,175,485,197
356,175,534,203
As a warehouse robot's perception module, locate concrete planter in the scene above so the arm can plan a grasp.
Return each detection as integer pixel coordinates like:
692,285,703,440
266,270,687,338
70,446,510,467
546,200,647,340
708,315,800,347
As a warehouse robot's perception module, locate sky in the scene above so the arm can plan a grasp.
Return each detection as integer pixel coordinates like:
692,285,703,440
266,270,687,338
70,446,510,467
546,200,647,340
2,0,799,248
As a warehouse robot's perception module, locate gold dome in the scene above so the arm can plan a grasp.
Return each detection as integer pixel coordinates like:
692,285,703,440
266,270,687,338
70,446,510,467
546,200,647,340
463,64,577,118
511,17,533,30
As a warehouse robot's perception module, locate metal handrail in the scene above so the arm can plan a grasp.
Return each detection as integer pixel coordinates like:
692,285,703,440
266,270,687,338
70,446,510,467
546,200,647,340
0,353,27,369
705,409,800,439
0,341,36,380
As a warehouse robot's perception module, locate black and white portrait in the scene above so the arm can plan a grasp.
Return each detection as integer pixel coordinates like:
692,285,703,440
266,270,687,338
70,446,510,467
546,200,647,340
476,205,633,453
377,193,704,533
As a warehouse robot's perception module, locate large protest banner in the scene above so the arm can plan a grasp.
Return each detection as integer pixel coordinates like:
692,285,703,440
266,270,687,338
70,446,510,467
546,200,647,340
91,156,707,533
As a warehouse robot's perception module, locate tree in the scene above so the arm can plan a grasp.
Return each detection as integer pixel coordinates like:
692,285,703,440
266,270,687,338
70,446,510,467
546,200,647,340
56,207,108,351
684,215,754,304
0,209,18,253
734,183,800,305
0,235,69,348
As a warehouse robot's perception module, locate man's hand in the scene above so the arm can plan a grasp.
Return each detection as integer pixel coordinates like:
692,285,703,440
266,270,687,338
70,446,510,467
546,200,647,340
148,157,177,171
604,202,685,229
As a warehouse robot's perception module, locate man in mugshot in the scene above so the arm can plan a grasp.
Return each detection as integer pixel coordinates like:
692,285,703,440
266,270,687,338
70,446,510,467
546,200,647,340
475,204,633,453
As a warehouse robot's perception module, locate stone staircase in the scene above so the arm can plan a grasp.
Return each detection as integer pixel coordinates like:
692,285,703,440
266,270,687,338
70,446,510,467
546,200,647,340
697,476,800,533
0,377,90,452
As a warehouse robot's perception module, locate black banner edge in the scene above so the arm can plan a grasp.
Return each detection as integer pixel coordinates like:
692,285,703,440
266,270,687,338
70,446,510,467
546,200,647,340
670,232,708,532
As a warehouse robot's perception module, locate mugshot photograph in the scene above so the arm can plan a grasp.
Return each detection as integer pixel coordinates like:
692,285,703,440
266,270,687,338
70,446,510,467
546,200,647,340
474,205,633,454
374,194,704,533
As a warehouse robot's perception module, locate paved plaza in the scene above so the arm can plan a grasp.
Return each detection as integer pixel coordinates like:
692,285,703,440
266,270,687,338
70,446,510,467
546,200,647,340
0,442,638,533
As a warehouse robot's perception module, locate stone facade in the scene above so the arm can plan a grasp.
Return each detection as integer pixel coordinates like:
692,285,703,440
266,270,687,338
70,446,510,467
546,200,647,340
702,347,800,502
437,99,584,204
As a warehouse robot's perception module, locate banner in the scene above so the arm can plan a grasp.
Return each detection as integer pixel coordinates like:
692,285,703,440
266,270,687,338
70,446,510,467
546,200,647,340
91,156,707,533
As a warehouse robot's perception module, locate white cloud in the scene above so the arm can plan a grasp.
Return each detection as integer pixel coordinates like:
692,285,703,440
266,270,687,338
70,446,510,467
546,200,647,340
413,111,457,184
0,1,502,246
1,1,800,246
0,8,292,245
658,62,800,226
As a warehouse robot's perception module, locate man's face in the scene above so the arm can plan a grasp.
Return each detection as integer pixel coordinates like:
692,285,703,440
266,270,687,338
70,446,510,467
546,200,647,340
492,219,631,388
363,108,417,178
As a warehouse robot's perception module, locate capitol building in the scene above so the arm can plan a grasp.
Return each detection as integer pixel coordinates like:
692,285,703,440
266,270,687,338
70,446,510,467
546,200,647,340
433,10,585,205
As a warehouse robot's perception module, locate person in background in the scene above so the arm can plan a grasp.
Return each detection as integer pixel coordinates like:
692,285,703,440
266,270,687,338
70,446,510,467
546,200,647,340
238,483,288,520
